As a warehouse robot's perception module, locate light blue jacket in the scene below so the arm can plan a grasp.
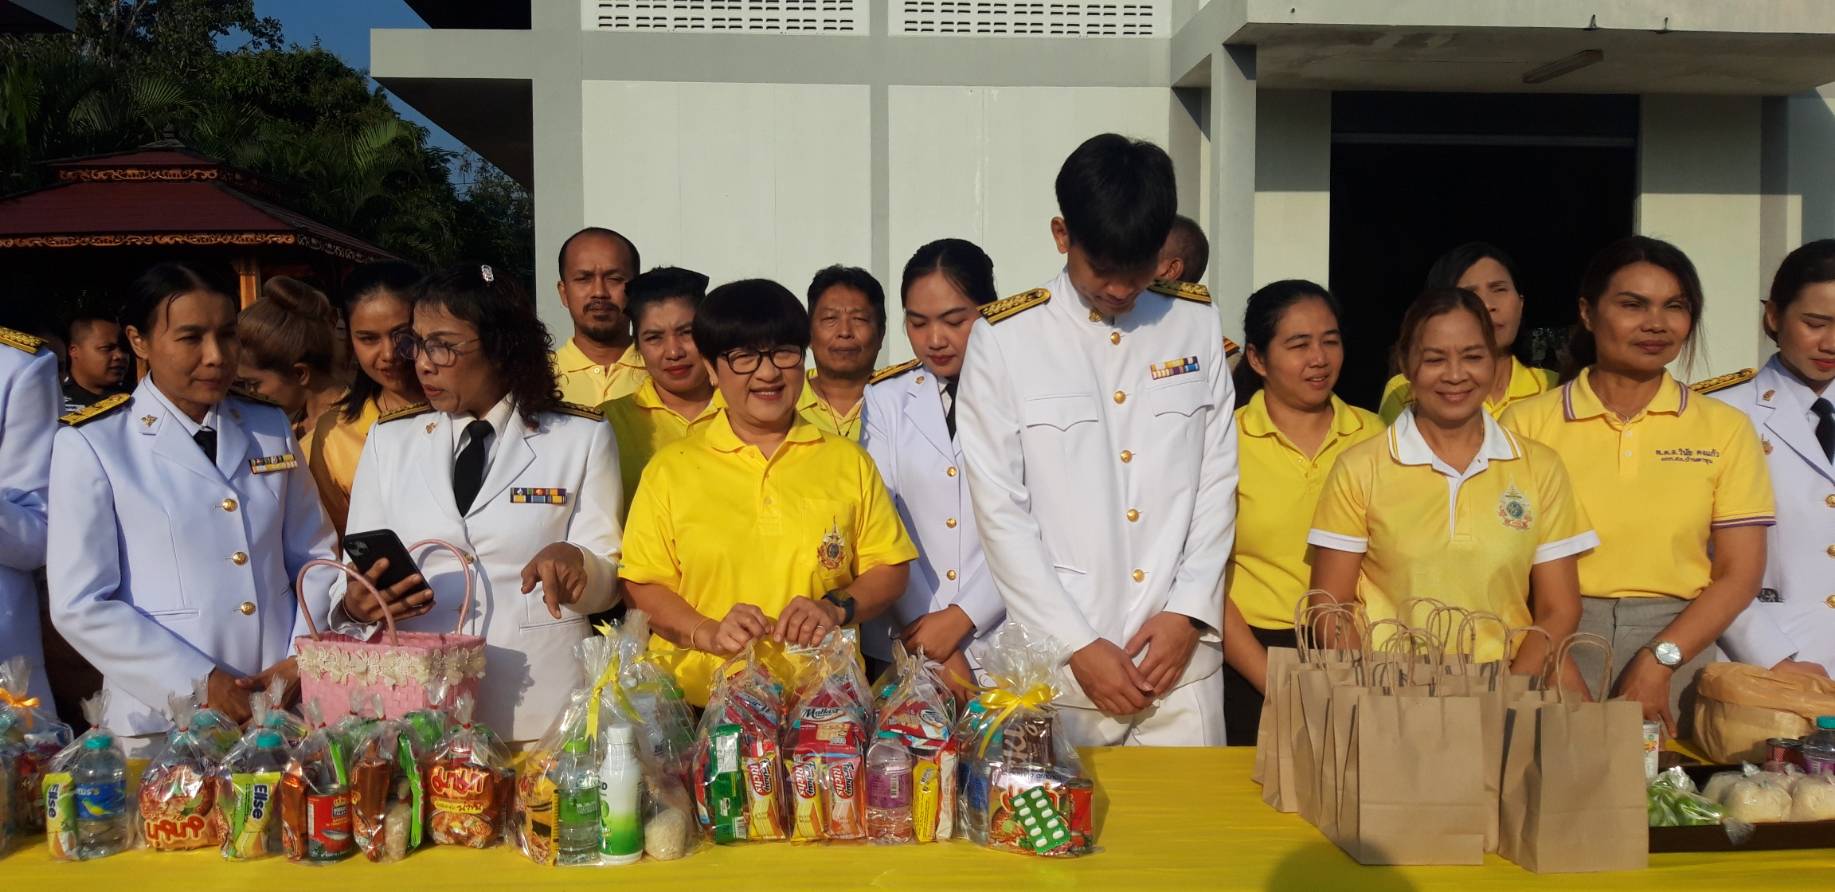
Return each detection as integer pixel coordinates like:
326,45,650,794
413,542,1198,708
0,333,57,707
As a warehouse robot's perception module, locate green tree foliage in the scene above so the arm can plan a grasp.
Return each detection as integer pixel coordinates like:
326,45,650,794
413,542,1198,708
0,0,533,280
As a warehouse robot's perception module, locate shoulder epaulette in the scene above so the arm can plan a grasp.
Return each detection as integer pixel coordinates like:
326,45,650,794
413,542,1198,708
60,392,130,427
378,403,433,423
228,385,282,409
980,288,1050,324
1148,279,1211,304
1223,336,1241,357
1690,368,1755,394
550,401,603,420
870,358,922,385
0,326,45,354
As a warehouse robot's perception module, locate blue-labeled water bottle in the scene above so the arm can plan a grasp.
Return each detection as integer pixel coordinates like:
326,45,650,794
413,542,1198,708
72,732,129,859
554,736,601,865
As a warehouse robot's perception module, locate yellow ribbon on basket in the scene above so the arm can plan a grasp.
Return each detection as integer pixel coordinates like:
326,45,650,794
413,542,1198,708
971,683,1055,758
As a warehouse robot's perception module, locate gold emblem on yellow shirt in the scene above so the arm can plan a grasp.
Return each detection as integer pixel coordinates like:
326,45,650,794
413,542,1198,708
1497,485,1533,530
818,520,848,571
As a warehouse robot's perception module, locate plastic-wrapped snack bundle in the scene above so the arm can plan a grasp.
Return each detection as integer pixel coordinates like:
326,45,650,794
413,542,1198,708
784,630,871,844
962,624,1093,857
279,702,355,863
215,701,290,861
428,694,513,848
692,644,788,844
351,716,425,862
253,677,309,749
183,676,241,758
42,693,132,861
139,685,229,850
606,616,697,792
0,656,72,837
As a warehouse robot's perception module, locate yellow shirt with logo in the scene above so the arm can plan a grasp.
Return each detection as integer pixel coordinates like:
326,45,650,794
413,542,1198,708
1228,392,1382,629
552,337,647,407
618,413,917,705
599,379,722,521
1378,356,1558,424
1308,408,1598,661
301,396,380,537
1500,369,1775,601
797,368,864,441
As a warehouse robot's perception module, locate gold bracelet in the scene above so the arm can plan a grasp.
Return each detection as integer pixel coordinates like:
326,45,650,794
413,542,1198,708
690,617,715,651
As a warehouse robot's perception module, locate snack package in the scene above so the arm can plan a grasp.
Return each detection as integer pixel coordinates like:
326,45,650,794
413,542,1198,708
959,624,1092,857
139,686,228,850
428,694,512,848
1,656,73,838
786,631,872,844
352,717,425,862
43,692,133,861
215,719,289,861
691,644,787,843
279,702,355,863
874,645,959,845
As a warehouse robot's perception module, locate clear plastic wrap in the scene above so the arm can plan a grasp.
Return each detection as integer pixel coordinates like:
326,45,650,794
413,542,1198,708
1647,766,1725,827
869,644,959,845
692,643,788,844
351,716,424,862
785,630,872,844
0,655,72,839
279,702,356,863
215,698,290,862
427,693,512,848
43,692,132,861
1790,773,1835,821
138,682,228,851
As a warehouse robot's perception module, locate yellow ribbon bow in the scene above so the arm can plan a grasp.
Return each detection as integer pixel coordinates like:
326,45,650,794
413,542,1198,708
584,623,642,740
972,682,1054,758
0,689,42,729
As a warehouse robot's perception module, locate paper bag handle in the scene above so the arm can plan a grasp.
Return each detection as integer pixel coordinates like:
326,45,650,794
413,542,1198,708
1551,632,1613,704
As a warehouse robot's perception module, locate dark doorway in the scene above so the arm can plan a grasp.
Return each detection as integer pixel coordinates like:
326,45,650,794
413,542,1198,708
1328,92,1638,410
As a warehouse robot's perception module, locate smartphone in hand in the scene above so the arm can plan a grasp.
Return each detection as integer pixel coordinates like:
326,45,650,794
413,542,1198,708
341,529,423,595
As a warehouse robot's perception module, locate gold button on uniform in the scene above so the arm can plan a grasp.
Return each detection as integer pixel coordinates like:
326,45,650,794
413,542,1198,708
946,466,958,477
230,551,248,566
945,517,958,529
1826,494,1835,508
1827,544,1835,558
1113,391,1126,405
1120,450,1133,463
1126,508,1140,522
1088,309,1102,323
220,498,237,512
1131,569,1146,583
946,569,958,581
1827,594,1835,609
238,601,256,616
1109,331,1121,345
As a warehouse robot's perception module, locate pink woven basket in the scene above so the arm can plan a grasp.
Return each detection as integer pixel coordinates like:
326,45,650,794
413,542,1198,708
293,539,486,720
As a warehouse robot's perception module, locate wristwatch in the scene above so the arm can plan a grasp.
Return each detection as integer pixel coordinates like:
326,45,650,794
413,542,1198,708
821,590,856,625
1644,640,1684,668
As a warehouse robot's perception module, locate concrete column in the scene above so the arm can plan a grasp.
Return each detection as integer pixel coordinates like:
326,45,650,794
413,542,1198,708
1208,44,1256,341
1253,90,1331,289
529,2,586,332
1636,95,1766,377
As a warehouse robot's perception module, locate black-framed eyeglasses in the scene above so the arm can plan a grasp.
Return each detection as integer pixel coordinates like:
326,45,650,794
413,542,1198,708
394,332,481,368
720,346,804,375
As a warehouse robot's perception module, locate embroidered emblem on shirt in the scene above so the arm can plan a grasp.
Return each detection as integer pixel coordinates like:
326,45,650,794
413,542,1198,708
817,520,848,571
510,487,569,505
1757,587,1783,603
1150,356,1200,381
141,415,157,428
248,453,298,474
1497,485,1533,530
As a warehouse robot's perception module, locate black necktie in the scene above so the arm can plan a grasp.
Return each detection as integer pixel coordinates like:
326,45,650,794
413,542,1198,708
1814,398,1835,463
452,419,494,513
943,378,959,438
193,427,217,463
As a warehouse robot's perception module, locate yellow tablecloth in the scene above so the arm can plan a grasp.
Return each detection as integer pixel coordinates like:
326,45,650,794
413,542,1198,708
3,747,1829,889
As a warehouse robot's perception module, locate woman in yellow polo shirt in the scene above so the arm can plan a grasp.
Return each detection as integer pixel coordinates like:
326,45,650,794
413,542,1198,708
620,279,918,705
1379,242,1558,422
1502,236,1773,735
1220,280,1381,744
1308,288,1594,688
599,266,720,520
301,261,423,536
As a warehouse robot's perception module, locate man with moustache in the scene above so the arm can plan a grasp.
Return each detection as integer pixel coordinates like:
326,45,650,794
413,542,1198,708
551,227,649,406
61,314,130,415
800,265,886,440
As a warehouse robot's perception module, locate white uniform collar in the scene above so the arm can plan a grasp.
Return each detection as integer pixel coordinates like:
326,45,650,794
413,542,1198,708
1759,355,1828,415
1388,405,1521,480
140,377,221,437
449,393,518,453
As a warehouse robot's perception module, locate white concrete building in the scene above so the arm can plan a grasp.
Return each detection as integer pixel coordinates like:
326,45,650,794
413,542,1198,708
373,1,1835,403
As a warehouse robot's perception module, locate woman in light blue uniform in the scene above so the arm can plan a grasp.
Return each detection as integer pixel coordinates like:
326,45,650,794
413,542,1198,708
47,263,342,735
1718,240,1835,676
0,325,59,709
860,239,1006,688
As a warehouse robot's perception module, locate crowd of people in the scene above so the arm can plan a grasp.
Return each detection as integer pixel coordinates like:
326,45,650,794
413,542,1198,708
3,132,1832,753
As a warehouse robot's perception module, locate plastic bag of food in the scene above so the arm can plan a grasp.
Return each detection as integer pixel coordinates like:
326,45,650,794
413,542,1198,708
1,656,72,838
351,715,424,862
251,678,309,749
42,693,133,861
1723,769,1794,824
214,697,290,861
279,702,355,863
1646,766,1724,827
1790,773,1835,821
692,644,788,844
863,642,957,845
605,616,697,790
783,630,871,845
428,693,512,848
138,685,228,851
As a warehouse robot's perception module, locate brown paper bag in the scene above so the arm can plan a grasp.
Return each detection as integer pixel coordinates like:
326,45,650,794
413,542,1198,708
1498,633,1648,874
1257,598,1351,810
1693,661,1835,762
1287,604,1364,822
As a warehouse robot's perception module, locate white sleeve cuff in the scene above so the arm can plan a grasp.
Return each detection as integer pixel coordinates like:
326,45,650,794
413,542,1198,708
570,543,620,615
1533,530,1600,565
1306,529,1368,554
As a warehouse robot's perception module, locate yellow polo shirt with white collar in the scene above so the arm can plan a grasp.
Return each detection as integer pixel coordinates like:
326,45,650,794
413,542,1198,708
599,379,722,521
797,368,864,441
618,412,917,705
1378,356,1558,424
552,337,647,407
1500,369,1774,601
1308,408,1598,661
1228,391,1382,629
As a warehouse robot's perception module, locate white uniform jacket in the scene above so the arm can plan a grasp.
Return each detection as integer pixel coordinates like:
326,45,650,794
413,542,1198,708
48,379,338,734
1717,357,1835,670
0,331,58,707
957,270,1239,709
858,363,1004,662
330,401,621,741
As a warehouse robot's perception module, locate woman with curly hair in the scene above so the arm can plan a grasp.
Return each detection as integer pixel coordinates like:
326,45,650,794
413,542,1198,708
327,263,623,741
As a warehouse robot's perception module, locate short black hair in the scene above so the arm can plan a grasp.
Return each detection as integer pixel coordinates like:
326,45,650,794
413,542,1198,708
120,262,237,333
900,238,998,307
341,260,423,312
1768,239,1835,340
66,314,117,344
1164,215,1209,282
1425,242,1523,294
415,263,559,426
806,265,887,330
1055,133,1177,273
627,266,710,329
694,279,810,361
557,227,641,280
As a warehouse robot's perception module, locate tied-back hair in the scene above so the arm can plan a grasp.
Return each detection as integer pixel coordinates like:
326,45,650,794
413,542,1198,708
1765,239,1835,341
1232,279,1340,408
1391,287,1497,381
900,238,998,307
1561,236,1704,382
239,276,338,377
337,260,423,422
119,261,237,334
414,263,560,428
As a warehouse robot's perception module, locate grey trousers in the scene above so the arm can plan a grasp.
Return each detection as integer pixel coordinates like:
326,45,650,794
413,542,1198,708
1572,596,1717,739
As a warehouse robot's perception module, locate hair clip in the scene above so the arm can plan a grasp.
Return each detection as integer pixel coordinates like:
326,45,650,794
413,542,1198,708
480,264,495,283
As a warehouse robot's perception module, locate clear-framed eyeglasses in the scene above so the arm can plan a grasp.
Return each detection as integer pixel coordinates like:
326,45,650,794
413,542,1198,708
394,332,480,368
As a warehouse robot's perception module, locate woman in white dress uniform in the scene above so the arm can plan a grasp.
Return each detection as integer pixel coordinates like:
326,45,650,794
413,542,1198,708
330,264,621,742
47,263,340,733
0,325,59,709
860,239,1007,689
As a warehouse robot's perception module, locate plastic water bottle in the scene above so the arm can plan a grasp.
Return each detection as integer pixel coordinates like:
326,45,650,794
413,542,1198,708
73,733,129,859
1804,715,1835,776
597,724,643,864
554,736,601,865
865,734,914,844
